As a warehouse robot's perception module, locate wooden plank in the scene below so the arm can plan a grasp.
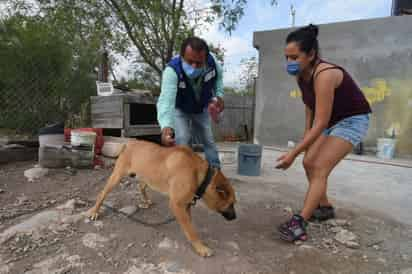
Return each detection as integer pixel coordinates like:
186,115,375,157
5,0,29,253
91,95,124,128
124,125,161,137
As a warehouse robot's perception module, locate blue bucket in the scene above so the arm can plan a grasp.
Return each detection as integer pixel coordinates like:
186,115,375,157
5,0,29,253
237,144,263,176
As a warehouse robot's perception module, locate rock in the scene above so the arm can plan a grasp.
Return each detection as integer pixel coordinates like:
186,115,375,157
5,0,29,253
61,214,83,225
166,262,181,273
0,189,4,194
158,237,178,249
0,210,60,244
24,167,49,182
298,244,315,251
294,240,303,246
376,257,386,264
400,268,412,274
81,233,108,249
402,254,409,261
334,229,360,249
119,206,138,216
330,226,343,233
225,241,240,250
0,263,13,274
93,221,104,229
16,194,29,205
322,238,334,249
284,252,294,259
335,219,350,226
57,199,76,212
325,219,338,227
372,244,380,250
283,207,293,216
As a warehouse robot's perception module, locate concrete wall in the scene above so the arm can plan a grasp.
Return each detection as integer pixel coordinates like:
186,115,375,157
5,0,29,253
253,15,412,156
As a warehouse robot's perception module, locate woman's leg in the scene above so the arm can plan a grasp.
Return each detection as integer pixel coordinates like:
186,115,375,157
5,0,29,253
300,136,353,220
302,134,332,207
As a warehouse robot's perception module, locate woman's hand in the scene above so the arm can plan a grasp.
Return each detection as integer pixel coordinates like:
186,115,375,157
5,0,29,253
275,151,297,170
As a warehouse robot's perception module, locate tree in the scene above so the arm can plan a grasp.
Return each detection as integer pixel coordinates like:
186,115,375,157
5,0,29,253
0,15,98,132
239,56,258,95
7,1,276,84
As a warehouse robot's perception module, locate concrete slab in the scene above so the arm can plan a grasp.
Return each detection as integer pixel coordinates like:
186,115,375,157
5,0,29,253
219,144,412,225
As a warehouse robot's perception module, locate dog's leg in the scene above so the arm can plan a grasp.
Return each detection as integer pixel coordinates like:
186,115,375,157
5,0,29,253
138,181,152,209
170,201,213,257
87,160,127,220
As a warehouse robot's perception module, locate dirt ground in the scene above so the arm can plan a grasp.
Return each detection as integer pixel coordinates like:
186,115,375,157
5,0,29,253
1,160,412,274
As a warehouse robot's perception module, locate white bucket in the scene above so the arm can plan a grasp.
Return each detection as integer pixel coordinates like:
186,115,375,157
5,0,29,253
71,130,96,147
376,138,396,160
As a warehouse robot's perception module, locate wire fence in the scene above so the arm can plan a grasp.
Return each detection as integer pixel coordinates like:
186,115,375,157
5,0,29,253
0,20,97,135
0,63,95,135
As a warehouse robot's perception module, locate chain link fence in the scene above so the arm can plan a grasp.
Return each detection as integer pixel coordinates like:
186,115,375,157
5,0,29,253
0,17,97,136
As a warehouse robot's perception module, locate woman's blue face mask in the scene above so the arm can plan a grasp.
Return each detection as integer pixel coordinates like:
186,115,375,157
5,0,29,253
286,61,301,76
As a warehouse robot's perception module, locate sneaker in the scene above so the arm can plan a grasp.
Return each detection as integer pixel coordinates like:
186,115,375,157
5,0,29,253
309,205,335,222
278,214,308,242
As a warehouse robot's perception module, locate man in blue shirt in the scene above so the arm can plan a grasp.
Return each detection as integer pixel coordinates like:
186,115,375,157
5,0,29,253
157,37,224,168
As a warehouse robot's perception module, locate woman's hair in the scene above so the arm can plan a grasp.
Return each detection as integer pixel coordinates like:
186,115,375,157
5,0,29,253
286,24,320,60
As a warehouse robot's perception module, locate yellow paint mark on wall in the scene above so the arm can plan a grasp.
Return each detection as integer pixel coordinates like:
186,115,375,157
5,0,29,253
289,89,301,98
361,79,391,105
289,78,391,105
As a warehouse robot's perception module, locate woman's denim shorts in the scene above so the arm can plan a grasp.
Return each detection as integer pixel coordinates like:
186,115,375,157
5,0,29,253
323,114,370,146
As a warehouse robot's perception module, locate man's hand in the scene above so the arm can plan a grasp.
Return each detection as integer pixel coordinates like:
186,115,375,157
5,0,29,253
161,127,175,147
216,96,224,112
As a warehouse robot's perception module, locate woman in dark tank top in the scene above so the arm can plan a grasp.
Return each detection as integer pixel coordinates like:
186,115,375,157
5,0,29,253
275,24,371,242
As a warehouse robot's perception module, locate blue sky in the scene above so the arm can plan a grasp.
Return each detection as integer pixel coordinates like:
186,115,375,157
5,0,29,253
200,0,393,87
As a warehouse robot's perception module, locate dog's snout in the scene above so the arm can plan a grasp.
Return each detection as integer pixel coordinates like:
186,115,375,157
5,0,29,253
221,204,236,221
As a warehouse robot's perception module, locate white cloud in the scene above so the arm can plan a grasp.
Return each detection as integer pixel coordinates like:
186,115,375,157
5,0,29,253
197,22,256,87
198,22,252,58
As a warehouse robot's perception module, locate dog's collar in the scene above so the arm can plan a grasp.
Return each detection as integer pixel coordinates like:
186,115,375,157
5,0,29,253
191,165,214,206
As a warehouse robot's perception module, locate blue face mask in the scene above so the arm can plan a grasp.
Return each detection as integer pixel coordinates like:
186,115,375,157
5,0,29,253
286,61,301,76
182,60,204,79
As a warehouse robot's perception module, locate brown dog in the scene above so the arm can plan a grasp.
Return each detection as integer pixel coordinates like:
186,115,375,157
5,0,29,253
86,140,236,257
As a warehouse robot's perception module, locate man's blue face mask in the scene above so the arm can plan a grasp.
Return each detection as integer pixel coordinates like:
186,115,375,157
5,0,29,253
286,61,301,76
182,60,205,79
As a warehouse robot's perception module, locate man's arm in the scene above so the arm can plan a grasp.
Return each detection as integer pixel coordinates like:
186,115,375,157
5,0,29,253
157,67,178,146
212,54,224,109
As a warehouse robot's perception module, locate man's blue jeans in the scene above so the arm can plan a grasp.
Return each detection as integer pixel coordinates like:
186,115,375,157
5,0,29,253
174,108,221,168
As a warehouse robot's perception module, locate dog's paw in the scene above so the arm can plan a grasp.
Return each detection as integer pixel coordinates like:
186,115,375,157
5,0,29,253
193,242,214,257
85,208,99,221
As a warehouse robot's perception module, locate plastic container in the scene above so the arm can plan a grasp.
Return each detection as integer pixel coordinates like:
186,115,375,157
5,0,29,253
376,138,396,159
71,130,96,147
66,128,103,155
38,145,72,168
71,145,95,168
38,123,65,147
38,134,65,147
102,141,126,158
237,144,263,176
